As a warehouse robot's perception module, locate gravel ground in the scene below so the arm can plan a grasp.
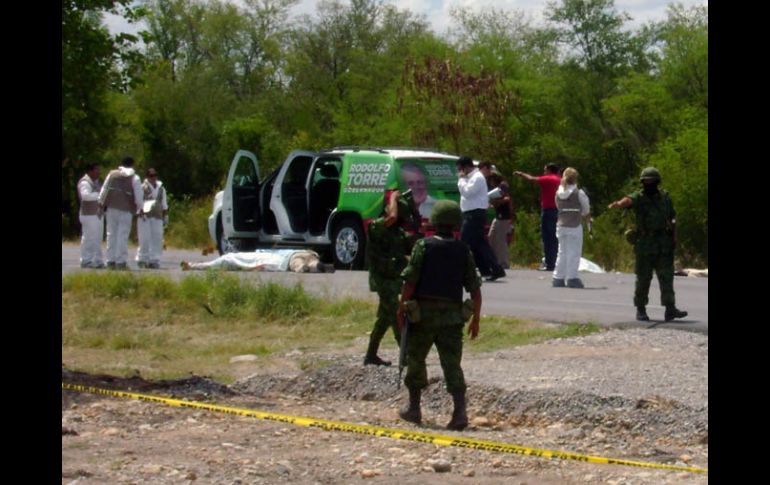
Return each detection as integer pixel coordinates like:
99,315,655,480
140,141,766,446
62,328,708,484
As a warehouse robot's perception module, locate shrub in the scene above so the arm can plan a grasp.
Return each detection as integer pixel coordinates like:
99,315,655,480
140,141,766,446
164,193,216,249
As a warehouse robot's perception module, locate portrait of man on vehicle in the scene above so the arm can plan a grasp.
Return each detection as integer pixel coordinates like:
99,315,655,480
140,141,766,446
399,162,436,219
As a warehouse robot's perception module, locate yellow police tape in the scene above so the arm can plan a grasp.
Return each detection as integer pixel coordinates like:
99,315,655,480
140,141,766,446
62,382,707,474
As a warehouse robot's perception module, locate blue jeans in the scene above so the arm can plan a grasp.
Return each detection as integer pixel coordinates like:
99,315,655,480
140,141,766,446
541,208,558,271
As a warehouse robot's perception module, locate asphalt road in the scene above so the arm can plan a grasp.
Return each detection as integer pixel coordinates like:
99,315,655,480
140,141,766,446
62,243,708,334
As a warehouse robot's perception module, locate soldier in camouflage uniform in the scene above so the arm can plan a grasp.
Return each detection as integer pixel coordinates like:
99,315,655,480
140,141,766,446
608,167,688,322
363,190,419,366
396,200,482,431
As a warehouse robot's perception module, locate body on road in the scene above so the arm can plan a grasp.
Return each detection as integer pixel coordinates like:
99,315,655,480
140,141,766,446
181,249,335,273
62,244,707,333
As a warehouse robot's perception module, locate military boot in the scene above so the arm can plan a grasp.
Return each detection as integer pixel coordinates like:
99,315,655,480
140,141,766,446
363,355,391,366
664,307,688,322
636,307,650,321
446,391,468,431
399,388,422,425
364,338,391,366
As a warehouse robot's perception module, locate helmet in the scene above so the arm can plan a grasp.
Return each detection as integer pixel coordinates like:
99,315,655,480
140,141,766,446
639,167,661,183
430,200,462,227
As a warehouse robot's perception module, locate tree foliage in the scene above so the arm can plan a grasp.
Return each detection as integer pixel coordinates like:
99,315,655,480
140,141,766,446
63,0,708,266
62,0,144,234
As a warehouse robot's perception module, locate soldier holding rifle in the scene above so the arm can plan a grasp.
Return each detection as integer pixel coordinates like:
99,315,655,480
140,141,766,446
396,200,482,431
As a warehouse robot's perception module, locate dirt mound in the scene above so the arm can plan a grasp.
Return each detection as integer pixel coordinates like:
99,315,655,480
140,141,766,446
232,358,707,447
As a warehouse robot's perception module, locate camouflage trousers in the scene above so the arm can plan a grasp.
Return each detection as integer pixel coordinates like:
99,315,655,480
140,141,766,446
634,251,676,308
366,279,401,355
404,304,466,394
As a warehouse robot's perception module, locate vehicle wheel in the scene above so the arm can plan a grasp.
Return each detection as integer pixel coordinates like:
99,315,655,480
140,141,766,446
217,218,240,255
332,219,365,270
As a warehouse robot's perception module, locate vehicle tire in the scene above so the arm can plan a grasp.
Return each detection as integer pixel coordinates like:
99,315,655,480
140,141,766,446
216,217,240,255
332,219,365,270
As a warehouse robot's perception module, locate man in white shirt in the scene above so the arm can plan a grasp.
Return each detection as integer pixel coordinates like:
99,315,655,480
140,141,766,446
77,163,104,268
136,168,169,269
456,156,505,281
98,157,143,270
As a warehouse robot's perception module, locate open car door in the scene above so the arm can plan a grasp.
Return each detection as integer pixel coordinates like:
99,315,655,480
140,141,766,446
269,150,316,237
222,150,261,238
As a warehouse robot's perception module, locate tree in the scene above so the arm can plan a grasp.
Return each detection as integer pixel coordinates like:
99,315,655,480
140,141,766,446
540,0,660,205
283,0,430,146
62,0,139,160
398,57,520,160
658,4,708,110
62,0,143,234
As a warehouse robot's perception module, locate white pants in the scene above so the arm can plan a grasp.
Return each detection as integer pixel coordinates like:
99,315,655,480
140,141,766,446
79,214,104,266
105,209,133,264
488,218,511,269
136,217,164,264
553,225,583,281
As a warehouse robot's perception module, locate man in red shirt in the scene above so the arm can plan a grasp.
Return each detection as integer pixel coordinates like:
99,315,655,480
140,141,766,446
514,163,562,271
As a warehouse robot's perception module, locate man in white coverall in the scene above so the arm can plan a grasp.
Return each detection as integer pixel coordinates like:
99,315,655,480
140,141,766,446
136,168,168,269
181,249,336,273
98,157,143,270
77,162,105,268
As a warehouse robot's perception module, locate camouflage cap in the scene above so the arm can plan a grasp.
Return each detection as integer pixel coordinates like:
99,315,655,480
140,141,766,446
430,200,462,227
639,167,661,182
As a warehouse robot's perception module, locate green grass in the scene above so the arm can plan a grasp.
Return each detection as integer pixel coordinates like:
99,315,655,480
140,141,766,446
62,272,602,382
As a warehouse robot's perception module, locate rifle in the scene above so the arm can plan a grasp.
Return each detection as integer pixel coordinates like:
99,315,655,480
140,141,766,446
400,189,423,233
398,313,411,389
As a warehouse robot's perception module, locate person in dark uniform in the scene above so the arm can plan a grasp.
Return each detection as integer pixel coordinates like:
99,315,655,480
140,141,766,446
396,200,482,431
608,167,688,322
364,190,420,366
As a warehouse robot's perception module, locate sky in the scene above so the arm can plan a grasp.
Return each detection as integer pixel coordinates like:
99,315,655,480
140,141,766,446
104,0,708,40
